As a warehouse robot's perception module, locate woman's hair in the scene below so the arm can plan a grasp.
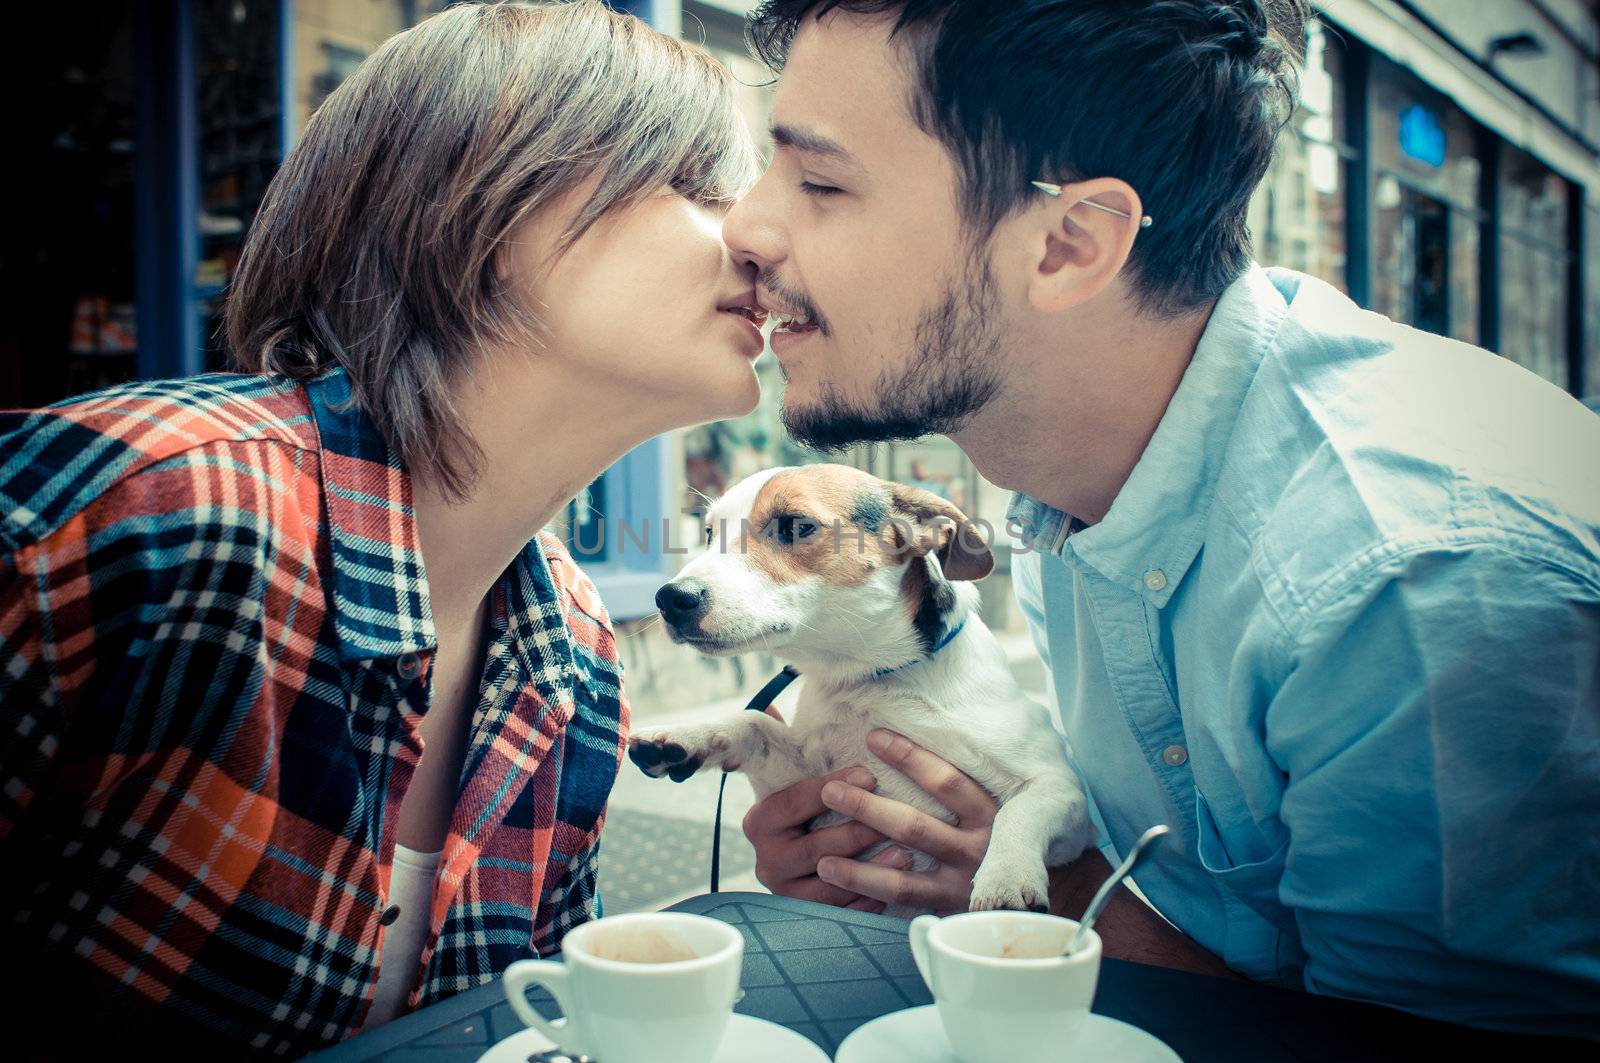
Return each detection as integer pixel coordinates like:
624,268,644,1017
227,0,755,499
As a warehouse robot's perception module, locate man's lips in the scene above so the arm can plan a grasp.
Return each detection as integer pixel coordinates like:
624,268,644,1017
765,302,820,355
756,287,820,335
769,323,817,357
769,312,819,335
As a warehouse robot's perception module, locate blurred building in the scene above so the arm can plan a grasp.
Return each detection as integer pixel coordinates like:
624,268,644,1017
3,0,1598,712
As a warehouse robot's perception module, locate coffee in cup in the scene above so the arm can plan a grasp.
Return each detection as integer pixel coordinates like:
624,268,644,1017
910,910,1102,1063
502,912,743,1063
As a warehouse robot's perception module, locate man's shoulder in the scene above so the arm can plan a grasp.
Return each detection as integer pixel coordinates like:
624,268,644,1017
1,374,318,553
1224,278,1600,628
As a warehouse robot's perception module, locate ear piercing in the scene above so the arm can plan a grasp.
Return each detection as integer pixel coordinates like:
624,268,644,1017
1030,180,1154,229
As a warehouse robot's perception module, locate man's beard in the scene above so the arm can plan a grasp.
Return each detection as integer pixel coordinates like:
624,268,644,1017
781,254,1005,452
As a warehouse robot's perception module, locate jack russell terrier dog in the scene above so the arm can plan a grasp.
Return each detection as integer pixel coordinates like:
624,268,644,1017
627,464,1094,915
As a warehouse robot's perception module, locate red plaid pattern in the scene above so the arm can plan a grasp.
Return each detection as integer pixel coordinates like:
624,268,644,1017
0,371,629,1057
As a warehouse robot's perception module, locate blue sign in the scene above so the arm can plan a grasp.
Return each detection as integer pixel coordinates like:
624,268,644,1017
1398,103,1447,168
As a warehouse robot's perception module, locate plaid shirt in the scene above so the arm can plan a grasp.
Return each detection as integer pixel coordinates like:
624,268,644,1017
0,370,628,1057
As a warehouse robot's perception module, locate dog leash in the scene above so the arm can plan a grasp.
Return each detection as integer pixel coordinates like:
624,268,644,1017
710,664,800,892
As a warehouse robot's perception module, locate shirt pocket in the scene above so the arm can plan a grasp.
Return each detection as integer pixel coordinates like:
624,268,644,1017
1194,789,1293,934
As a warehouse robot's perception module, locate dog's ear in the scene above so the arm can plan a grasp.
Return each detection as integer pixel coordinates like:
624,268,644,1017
887,484,994,582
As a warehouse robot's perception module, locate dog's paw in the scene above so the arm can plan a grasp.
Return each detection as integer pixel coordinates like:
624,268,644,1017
626,728,730,782
968,854,1050,913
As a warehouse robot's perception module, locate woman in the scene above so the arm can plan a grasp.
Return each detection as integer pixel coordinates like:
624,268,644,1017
0,2,763,1055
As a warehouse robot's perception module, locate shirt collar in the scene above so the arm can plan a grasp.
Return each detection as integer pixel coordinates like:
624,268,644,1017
305,368,438,663
1009,264,1291,606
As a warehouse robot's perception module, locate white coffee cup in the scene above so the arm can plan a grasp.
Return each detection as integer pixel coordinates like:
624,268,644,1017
502,912,744,1063
910,910,1102,1063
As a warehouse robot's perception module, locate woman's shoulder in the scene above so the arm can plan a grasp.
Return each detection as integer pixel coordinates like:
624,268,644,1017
1,373,317,556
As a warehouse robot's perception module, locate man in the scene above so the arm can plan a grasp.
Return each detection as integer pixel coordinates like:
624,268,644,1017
724,0,1600,1036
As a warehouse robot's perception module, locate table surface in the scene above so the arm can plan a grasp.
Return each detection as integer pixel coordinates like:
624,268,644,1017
311,892,1593,1062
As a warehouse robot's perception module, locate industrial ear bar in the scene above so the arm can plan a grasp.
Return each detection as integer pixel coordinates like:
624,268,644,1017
1029,180,1155,229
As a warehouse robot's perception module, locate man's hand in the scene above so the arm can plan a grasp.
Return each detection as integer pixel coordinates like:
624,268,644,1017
812,729,999,915
743,765,911,913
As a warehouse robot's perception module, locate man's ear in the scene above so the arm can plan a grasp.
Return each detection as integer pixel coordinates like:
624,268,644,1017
1022,177,1145,315
888,484,994,582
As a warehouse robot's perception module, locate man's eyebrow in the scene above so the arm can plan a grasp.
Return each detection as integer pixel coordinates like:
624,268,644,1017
770,123,861,170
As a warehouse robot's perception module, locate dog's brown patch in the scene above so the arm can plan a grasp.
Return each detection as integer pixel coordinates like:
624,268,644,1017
729,464,993,592
739,465,903,586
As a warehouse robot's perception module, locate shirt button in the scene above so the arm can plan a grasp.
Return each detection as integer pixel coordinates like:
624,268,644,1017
397,653,422,680
1144,568,1168,591
1162,744,1188,767
380,904,401,927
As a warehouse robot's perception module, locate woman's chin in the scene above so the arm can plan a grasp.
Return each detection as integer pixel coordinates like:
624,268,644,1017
695,365,763,421
630,359,761,428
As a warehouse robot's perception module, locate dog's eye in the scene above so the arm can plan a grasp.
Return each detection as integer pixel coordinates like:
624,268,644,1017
703,525,714,547
770,514,818,545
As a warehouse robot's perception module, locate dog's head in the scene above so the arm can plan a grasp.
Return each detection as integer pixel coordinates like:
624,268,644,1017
656,464,993,677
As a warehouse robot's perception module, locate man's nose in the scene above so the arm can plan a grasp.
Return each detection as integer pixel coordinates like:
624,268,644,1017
722,182,784,276
655,579,710,627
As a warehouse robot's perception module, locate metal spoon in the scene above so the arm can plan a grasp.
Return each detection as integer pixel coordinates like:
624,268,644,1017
1065,824,1171,955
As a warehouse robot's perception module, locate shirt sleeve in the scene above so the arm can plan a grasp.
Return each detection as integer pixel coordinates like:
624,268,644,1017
0,546,62,843
1269,543,1600,1036
0,447,285,847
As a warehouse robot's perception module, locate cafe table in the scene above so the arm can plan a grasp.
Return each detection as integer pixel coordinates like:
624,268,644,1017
310,891,1594,1062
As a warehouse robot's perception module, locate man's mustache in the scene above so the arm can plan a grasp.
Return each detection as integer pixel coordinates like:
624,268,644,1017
757,268,829,336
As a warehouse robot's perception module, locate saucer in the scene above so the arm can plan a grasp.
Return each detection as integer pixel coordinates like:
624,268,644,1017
835,1005,1182,1063
475,1013,830,1063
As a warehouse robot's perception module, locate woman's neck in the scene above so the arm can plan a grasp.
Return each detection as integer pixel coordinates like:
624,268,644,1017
411,351,673,633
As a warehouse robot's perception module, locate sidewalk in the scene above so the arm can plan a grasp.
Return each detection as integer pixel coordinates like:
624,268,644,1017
597,631,1050,914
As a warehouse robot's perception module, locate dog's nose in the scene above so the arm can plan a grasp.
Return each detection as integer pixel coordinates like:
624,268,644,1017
656,579,710,626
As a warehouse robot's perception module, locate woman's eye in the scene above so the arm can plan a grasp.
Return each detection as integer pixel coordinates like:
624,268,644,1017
799,180,842,198
771,515,819,545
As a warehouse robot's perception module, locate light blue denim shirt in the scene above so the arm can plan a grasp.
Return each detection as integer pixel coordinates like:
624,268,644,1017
1009,265,1600,1037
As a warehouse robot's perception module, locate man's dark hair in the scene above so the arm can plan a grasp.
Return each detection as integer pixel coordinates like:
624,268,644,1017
748,0,1309,316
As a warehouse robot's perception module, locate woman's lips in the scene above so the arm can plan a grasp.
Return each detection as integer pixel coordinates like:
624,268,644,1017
721,307,766,356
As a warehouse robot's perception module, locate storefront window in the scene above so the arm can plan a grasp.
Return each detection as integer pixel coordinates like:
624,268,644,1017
195,0,286,369
192,2,445,373
1370,64,1482,211
1501,146,1569,249
1497,145,1573,388
1367,56,1487,343
1,8,139,408
1247,19,1349,292
1448,217,1480,347
1499,234,1570,387
1372,181,1448,336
